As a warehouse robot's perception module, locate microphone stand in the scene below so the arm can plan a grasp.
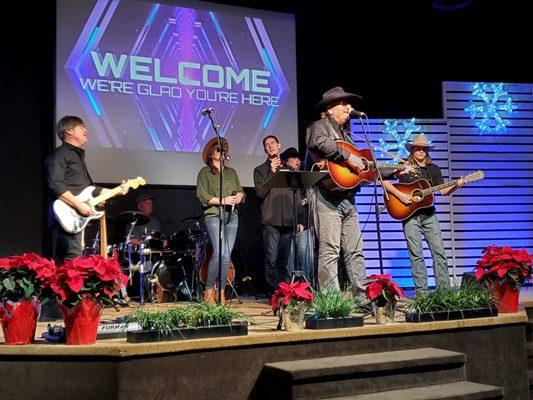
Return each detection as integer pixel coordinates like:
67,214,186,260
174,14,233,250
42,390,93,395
206,111,225,304
357,115,388,275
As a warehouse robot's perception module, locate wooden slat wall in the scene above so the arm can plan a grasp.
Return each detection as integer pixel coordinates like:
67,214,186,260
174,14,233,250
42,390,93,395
443,81,533,280
350,119,451,288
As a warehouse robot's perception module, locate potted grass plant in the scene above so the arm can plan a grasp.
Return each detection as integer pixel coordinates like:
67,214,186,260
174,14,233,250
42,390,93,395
126,302,250,343
305,289,364,330
405,283,497,323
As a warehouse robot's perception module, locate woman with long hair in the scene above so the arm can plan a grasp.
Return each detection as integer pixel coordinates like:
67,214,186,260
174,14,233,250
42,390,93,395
196,138,244,304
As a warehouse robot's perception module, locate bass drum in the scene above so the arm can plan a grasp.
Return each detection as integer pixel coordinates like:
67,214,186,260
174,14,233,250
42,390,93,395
151,255,193,294
198,241,235,285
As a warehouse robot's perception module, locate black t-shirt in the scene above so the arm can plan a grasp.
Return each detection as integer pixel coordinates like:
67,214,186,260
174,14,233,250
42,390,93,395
398,163,445,217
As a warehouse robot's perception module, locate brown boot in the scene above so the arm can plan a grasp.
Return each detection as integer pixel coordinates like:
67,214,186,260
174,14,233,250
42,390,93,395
215,288,226,305
203,288,215,305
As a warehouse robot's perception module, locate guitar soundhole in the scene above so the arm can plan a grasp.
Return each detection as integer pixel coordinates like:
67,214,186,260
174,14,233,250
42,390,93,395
412,189,423,202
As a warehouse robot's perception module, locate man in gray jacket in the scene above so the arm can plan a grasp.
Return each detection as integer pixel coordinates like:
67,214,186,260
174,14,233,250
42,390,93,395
305,87,366,298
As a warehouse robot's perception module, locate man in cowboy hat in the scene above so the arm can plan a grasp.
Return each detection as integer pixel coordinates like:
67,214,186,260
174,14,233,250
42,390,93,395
254,136,304,292
279,146,314,282
305,86,367,297
383,133,467,294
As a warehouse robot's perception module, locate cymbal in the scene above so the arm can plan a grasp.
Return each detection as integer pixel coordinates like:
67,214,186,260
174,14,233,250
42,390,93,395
182,214,203,224
117,211,150,226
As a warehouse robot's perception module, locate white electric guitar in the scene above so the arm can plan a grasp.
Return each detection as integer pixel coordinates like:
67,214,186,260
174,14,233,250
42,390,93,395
53,177,146,234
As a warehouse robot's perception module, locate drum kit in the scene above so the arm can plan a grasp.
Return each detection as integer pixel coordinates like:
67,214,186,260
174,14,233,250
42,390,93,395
84,210,226,304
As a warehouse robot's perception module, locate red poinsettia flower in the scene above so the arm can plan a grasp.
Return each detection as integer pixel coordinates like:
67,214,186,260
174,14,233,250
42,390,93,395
270,281,314,311
475,245,533,288
365,274,404,305
48,255,127,308
0,253,57,303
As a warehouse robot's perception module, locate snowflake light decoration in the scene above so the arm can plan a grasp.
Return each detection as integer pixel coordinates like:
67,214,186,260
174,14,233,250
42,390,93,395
375,118,423,162
464,82,518,134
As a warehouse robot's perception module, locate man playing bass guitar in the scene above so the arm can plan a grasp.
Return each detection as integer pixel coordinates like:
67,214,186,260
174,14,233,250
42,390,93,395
382,134,467,295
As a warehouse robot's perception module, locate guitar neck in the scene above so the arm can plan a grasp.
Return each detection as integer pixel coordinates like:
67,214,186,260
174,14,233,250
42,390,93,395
89,186,122,207
421,180,459,196
372,162,410,170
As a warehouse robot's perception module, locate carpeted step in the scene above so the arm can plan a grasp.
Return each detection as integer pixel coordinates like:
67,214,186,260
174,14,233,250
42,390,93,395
526,321,533,341
528,342,533,357
257,348,467,400
327,381,503,400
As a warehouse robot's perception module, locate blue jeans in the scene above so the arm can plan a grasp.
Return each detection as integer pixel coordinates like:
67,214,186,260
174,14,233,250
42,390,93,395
262,224,293,290
288,228,315,282
403,213,450,292
204,211,238,289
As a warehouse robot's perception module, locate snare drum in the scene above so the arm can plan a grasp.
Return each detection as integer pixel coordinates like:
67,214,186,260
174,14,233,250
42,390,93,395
142,231,164,250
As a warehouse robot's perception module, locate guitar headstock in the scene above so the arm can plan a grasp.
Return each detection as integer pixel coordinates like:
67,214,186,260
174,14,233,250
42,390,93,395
465,170,484,183
126,177,147,189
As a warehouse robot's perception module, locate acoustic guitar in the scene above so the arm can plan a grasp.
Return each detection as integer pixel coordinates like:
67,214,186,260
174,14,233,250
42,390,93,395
384,170,484,220
310,140,416,190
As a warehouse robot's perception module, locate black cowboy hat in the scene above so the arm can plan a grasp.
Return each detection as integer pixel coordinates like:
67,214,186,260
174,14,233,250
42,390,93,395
279,147,301,161
315,86,362,111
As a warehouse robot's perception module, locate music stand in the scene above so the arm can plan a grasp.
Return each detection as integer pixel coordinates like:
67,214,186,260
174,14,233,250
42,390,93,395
261,170,327,279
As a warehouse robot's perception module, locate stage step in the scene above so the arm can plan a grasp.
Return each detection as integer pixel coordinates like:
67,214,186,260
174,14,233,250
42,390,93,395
326,381,503,400
257,348,471,400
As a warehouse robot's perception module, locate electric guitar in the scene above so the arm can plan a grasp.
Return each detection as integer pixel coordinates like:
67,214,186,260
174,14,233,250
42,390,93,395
53,177,146,233
310,140,417,190
384,170,484,220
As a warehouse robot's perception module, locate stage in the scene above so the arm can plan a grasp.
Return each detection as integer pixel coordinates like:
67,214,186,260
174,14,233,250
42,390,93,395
0,294,530,400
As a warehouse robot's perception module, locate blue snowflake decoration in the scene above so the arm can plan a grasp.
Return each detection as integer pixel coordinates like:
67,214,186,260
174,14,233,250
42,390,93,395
375,118,423,162
464,82,518,134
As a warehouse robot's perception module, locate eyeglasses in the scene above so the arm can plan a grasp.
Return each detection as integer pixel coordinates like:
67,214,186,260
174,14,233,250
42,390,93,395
412,146,428,152
213,147,221,153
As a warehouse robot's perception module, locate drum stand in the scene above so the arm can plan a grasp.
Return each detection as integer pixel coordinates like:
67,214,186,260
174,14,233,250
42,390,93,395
176,259,193,301
225,278,242,305
125,220,148,304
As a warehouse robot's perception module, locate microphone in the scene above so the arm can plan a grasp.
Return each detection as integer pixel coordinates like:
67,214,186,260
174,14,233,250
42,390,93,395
349,109,367,118
201,107,214,116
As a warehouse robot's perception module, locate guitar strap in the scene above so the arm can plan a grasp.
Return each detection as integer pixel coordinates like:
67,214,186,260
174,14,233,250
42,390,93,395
326,120,355,144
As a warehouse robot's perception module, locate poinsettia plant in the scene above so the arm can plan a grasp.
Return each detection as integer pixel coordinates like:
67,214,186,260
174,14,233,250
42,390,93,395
270,281,314,314
48,255,128,308
475,245,533,288
0,253,56,303
365,274,405,310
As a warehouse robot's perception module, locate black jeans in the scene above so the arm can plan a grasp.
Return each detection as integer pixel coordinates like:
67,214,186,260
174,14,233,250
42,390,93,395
55,228,83,264
262,224,293,290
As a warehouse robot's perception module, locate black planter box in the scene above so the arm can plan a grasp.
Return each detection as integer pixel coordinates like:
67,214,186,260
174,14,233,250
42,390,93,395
126,322,248,343
305,316,364,330
405,306,498,323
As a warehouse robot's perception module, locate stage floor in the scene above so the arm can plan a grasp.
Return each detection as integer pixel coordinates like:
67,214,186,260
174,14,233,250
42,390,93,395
0,292,527,358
